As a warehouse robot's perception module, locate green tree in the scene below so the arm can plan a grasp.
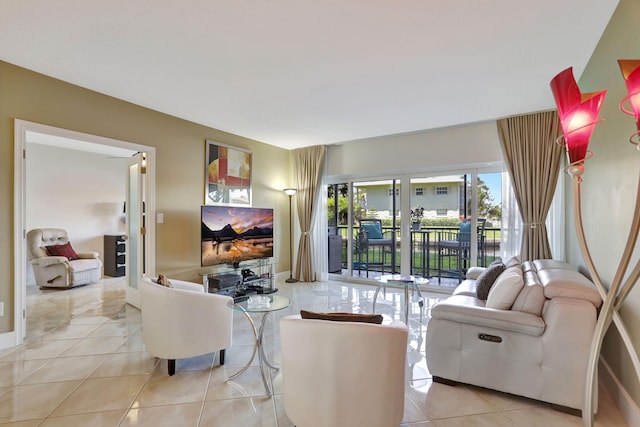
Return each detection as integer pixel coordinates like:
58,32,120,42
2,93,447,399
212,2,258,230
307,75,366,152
466,177,501,222
328,183,354,226
327,183,348,199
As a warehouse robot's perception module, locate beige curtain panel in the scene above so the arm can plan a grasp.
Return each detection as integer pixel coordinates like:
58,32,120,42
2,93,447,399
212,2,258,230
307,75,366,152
293,145,326,282
497,111,562,261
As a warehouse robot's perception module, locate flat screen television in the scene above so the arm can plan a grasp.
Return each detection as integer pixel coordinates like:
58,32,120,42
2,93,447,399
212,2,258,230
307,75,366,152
201,205,274,268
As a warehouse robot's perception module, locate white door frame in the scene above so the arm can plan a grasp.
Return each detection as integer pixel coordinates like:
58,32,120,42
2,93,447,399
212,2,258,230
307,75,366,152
12,119,156,346
124,152,147,309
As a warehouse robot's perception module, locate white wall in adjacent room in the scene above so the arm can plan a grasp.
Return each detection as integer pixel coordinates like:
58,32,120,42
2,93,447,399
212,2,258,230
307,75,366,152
25,143,127,284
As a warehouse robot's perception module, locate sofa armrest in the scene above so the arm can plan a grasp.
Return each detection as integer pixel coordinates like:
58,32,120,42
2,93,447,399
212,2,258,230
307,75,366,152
76,252,100,259
431,295,545,336
542,296,597,344
31,256,69,267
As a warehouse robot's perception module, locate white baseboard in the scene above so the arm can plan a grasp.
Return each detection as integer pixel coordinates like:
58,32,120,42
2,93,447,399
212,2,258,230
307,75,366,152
275,271,291,282
0,331,17,351
600,356,640,426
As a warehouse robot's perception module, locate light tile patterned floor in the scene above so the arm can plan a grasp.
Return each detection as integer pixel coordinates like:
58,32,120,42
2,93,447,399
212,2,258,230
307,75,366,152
0,276,628,426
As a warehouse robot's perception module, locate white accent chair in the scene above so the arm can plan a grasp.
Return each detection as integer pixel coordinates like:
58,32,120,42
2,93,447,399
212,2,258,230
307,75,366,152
280,315,409,427
140,277,234,376
27,228,102,289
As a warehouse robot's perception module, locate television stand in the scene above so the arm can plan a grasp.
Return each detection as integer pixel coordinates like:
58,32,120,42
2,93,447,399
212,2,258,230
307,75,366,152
215,287,258,303
199,259,277,294
244,281,277,295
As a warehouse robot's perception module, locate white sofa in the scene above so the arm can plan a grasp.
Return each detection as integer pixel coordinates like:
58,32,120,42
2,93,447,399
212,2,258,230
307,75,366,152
426,259,602,412
27,228,102,289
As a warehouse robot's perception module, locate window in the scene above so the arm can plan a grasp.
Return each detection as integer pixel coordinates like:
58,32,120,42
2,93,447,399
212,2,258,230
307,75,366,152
328,169,504,281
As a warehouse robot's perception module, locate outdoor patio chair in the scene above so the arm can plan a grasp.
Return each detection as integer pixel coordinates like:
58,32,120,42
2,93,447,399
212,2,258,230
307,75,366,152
355,218,394,277
437,218,486,283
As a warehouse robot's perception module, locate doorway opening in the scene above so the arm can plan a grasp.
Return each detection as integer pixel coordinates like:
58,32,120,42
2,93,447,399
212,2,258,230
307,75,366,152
13,119,156,346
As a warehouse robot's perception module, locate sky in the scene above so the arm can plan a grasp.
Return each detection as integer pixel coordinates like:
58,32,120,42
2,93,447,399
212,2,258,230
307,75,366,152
480,172,502,205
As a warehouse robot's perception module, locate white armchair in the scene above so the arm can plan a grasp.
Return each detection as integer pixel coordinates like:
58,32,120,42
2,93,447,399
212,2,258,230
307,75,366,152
27,228,102,289
280,315,409,427
140,277,233,376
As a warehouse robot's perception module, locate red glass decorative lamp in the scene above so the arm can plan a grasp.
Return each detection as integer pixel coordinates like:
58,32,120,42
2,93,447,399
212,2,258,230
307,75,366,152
550,67,606,176
618,59,640,140
550,61,640,427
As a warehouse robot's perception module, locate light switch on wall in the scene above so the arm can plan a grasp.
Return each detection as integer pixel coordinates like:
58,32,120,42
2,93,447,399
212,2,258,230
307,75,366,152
157,213,164,224
0,302,4,317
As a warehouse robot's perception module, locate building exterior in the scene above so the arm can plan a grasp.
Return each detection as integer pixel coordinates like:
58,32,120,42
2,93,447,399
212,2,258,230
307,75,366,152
355,176,464,219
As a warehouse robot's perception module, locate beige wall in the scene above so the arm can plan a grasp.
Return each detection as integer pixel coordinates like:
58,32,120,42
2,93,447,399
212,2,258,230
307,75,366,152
566,0,640,409
0,61,291,333
326,121,503,178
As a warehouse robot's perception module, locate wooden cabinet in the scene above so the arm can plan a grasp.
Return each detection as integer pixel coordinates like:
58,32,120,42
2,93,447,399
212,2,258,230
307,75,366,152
104,235,126,277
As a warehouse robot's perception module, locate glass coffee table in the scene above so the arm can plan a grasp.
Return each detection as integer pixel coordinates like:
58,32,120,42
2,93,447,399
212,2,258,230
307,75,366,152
373,274,428,325
227,294,290,397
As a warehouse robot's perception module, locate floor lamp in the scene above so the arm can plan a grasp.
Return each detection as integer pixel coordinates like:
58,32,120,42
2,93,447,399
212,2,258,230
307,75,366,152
550,62,640,427
283,188,298,283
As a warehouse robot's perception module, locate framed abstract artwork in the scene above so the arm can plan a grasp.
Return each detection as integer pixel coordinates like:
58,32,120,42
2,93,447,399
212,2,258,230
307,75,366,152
205,140,252,205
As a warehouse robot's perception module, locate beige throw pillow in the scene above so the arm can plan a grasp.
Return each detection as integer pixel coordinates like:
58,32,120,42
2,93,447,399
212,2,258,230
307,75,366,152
486,266,524,310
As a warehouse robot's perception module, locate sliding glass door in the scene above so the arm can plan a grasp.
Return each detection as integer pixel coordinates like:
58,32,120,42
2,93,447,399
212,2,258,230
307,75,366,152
406,171,502,286
408,174,464,280
326,167,503,288
327,183,347,274
351,179,400,278
476,171,502,266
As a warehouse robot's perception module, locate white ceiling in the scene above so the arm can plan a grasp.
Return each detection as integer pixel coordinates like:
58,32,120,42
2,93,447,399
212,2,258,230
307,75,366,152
26,131,138,158
0,0,619,150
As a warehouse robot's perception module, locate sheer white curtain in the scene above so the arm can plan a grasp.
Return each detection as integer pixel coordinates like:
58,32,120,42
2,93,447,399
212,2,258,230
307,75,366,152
546,170,565,261
313,176,329,281
311,151,329,281
501,166,565,261
501,166,523,259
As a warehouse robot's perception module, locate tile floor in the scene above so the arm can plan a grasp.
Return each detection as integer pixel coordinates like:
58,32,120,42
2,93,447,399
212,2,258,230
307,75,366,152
0,276,629,426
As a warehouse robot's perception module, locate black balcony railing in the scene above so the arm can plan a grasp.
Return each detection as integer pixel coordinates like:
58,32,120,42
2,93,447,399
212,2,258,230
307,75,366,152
331,225,501,282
